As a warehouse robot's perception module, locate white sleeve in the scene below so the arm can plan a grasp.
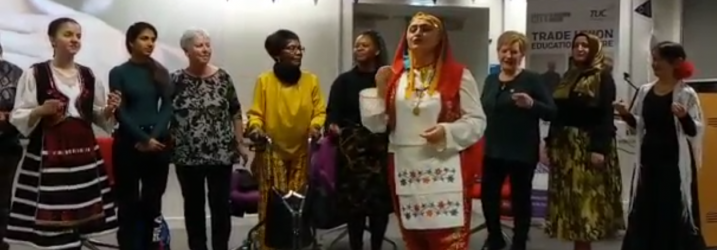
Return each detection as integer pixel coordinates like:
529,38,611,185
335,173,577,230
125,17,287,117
440,70,487,152
629,85,648,123
685,88,703,168
92,78,114,133
359,87,388,133
9,70,40,137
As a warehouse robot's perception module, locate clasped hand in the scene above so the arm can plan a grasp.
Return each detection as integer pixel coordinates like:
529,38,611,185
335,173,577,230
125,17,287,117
420,125,446,145
135,139,165,152
104,91,121,118
37,99,65,116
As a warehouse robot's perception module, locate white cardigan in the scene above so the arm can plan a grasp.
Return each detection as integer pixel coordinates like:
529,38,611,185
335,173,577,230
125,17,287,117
628,82,704,228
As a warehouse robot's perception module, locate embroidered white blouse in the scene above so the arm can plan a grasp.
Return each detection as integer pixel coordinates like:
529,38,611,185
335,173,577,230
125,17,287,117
360,69,486,229
10,66,114,136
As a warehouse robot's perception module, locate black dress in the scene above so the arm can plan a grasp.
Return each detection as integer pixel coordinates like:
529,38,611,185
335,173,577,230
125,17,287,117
325,68,392,216
621,88,705,250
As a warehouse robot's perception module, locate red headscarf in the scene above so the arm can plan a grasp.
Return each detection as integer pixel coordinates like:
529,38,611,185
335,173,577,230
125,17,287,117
384,13,482,180
385,12,466,130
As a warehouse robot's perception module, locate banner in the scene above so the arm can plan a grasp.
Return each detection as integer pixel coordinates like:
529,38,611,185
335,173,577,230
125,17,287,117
526,0,620,75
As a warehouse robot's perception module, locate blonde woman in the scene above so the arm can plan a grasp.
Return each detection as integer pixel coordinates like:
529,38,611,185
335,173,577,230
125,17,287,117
479,31,556,250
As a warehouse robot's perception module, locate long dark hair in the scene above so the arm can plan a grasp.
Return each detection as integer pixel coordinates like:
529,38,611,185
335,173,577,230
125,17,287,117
357,30,389,67
125,22,169,85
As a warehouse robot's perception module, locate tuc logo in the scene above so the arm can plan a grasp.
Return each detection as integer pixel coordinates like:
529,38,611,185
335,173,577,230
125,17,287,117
589,4,617,20
590,9,608,18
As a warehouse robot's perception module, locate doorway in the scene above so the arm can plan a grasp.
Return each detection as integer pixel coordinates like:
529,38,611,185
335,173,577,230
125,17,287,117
352,3,490,81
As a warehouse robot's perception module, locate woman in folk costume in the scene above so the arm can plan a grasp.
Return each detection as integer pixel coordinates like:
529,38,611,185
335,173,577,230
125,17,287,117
543,32,624,250
246,29,326,250
5,17,120,250
360,12,486,250
616,41,706,250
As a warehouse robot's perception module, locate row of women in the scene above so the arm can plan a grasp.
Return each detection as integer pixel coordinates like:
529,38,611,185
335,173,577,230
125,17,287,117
0,11,706,250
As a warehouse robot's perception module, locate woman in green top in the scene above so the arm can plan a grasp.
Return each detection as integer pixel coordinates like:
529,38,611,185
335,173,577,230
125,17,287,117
108,22,173,250
479,31,556,250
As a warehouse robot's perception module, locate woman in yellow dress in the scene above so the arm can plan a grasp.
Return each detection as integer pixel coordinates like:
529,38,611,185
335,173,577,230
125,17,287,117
245,29,326,250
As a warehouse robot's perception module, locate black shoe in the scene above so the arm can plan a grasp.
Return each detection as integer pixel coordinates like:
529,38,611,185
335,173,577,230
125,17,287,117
0,241,8,250
510,241,526,250
481,238,507,250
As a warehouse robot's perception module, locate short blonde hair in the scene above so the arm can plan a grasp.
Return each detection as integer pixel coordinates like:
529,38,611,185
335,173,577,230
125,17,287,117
497,31,528,53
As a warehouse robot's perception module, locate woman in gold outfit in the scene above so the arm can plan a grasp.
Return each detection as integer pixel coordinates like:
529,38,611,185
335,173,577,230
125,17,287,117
360,12,486,250
245,29,326,250
544,32,624,250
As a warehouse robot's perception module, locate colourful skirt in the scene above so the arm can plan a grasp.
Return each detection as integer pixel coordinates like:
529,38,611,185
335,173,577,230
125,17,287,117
543,126,624,241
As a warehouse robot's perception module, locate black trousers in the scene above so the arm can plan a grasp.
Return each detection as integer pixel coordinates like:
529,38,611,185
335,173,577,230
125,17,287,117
0,150,21,250
112,137,170,250
346,212,389,250
480,157,536,244
175,164,232,250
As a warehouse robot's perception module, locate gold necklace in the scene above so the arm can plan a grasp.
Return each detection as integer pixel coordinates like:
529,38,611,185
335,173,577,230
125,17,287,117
408,67,435,116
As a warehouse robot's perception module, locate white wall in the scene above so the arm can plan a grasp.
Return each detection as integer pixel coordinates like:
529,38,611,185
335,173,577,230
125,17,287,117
0,0,507,228
682,0,717,80
3,0,695,227
352,4,490,82
629,0,684,93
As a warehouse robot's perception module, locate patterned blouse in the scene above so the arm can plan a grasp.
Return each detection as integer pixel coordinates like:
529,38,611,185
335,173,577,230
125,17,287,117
170,68,242,166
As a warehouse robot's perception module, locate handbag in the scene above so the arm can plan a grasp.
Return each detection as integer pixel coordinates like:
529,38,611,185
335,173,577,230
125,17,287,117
308,135,345,229
264,189,313,249
311,136,337,192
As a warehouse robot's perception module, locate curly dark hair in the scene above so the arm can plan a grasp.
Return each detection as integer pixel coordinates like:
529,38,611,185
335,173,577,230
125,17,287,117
264,29,300,61
356,30,389,66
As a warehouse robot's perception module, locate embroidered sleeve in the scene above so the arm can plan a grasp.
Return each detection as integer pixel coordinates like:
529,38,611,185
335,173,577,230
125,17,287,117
10,69,41,136
92,78,114,133
681,88,703,138
0,62,23,111
358,87,388,133
440,69,486,152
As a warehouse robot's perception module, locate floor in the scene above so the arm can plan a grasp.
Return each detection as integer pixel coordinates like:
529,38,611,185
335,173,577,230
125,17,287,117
9,216,626,250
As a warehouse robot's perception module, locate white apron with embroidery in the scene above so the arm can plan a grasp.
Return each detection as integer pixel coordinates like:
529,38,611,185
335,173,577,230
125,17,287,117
388,72,465,230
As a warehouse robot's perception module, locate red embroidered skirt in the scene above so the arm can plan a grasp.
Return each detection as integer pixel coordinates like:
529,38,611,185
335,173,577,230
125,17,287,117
33,118,106,227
